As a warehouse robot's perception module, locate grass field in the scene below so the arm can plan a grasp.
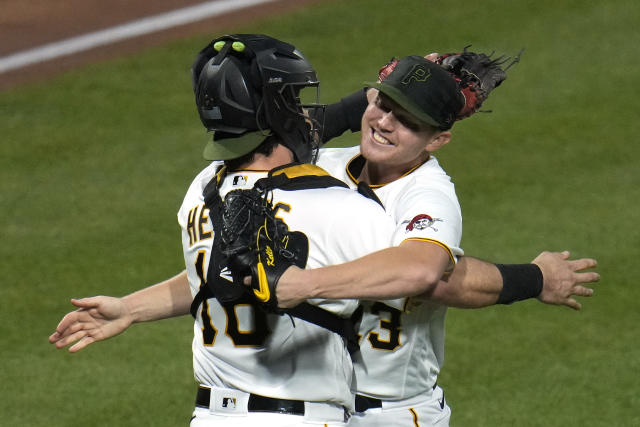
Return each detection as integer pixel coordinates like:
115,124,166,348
2,0,639,425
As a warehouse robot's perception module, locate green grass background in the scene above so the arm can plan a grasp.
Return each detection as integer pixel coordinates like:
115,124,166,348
2,0,639,425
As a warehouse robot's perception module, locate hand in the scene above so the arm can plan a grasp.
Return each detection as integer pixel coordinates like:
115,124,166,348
48,296,133,352
274,265,308,308
243,266,307,309
424,52,439,62
532,251,599,310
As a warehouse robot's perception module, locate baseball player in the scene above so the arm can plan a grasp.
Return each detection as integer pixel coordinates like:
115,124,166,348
242,54,599,426
48,40,598,426
183,34,400,426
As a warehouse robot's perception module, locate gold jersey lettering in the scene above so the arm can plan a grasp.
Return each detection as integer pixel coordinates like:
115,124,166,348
187,204,213,246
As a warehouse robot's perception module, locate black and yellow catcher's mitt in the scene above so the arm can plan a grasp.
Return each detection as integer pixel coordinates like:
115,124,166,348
219,188,308,313
378,47,521,120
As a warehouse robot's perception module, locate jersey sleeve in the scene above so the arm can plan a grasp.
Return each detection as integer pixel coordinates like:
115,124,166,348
177,161,223,228
389,184,463,266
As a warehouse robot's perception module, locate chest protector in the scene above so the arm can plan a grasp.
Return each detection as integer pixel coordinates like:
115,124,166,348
190,163,365,354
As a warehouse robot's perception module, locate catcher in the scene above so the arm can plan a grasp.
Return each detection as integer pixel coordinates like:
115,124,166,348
230,50,597,426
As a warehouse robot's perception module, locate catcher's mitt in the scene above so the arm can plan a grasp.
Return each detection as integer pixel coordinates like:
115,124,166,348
377,47,522,120
219,188,309,313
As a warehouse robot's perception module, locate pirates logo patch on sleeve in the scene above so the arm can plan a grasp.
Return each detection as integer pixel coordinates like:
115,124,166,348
403,214,442,232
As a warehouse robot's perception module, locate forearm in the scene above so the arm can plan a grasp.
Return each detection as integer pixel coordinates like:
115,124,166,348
426,257,502,308
426,256,544,308
123,270,192,323
282,243,448,303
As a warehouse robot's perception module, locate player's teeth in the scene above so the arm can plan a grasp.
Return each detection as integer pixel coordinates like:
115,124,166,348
373,131,390,145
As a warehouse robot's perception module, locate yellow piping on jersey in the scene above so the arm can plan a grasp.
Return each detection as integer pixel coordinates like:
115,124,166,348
345,155,430,188
409,407,420,426
402,237,457,269
402,238,455,314
272,164,331,179
214,165,227,185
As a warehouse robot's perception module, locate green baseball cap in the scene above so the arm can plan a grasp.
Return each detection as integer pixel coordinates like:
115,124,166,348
365,56,464,130
202,130,272,161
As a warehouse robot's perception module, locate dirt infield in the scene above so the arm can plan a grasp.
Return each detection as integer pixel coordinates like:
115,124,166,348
0,0,328,90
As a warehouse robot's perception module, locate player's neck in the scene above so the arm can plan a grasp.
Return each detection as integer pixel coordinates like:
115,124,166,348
359,158,423,186
235,144,295,171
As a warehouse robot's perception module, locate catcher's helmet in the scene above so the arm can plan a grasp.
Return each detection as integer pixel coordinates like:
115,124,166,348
192,34,324,163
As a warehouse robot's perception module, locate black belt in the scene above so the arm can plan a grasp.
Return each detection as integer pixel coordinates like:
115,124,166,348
355,384,438,413
354,394,382,412
196,386,305,416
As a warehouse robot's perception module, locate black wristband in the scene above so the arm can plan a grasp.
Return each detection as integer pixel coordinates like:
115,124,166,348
495,264,543,304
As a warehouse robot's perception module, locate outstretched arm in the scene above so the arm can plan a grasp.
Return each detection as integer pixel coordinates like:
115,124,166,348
275,249,598,310
275,240,451,307
49,270,191,353
426,251,598,310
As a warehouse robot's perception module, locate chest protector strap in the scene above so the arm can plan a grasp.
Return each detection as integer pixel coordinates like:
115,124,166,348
190,165,248,318
190,163,361,353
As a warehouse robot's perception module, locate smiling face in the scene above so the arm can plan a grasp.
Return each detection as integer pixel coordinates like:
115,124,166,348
359,90,451,184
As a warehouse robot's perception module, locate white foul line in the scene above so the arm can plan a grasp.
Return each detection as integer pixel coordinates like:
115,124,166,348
0,0,278,74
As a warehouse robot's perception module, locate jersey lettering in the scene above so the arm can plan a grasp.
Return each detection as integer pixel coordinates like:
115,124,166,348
187,206,198,246
195,250,217,345
367,302,402,351
187,204,213,246
222,298,269,347
198,205,212,240
273,202,291,221
195,247,268,348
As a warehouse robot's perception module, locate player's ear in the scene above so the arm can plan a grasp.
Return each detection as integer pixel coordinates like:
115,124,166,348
425,131,451,153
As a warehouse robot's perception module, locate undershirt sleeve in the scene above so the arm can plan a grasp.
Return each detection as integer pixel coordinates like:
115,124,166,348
318,88,368,143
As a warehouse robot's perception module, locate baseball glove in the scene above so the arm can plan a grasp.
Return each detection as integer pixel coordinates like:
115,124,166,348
220,188,309,313
377,47,522,120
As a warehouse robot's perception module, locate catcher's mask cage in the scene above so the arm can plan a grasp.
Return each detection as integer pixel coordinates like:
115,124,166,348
192,34,325,163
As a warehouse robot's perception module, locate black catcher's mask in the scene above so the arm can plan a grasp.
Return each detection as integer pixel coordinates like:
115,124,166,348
192,34,325,163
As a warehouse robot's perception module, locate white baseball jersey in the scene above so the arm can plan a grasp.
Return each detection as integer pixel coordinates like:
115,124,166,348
317,146,463,401
178,162,395,411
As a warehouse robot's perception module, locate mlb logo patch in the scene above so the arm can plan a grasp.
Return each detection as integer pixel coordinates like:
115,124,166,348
222,397,237,409
211,387,248,415
233,175,247,186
